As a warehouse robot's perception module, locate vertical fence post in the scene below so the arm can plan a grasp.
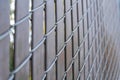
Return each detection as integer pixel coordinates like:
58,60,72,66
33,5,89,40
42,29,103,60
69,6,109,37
32,0,44,79
45,0,56,80
14,0,29,80
72,0,79,79
55,0,65,79
64,0,73,80
0,0,10,80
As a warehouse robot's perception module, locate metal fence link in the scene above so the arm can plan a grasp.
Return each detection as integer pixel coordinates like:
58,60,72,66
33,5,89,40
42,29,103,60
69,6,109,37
1,0,119,79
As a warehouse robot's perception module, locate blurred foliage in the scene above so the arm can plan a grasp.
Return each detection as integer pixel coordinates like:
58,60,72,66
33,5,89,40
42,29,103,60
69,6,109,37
9,42,14,71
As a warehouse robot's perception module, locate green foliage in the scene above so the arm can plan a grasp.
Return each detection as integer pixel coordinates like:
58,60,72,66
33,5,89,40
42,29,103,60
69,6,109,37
9,42,14,71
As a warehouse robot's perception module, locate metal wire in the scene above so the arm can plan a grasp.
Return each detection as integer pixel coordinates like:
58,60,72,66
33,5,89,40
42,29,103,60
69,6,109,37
94,28,119,80
0,0,81,41
112,59,119,80
42,0,103,79
6,0,120,79
116,63,120,80
8,53,32,80
76,1,105,80
100,17,118,80
86,30,111,80
94,2,119,79
1,0,47,40
108,33,119,79
94,39,114,80
0,30,10,40
12,1,99,80
99,45,113,80
7,0,90,80
64,4,104,79
108,55,117,80
76,21,104,80
88,32,113,80
8,0,97,80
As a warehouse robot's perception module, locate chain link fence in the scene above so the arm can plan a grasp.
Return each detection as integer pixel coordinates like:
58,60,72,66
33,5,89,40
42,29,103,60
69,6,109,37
0,0,120,80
